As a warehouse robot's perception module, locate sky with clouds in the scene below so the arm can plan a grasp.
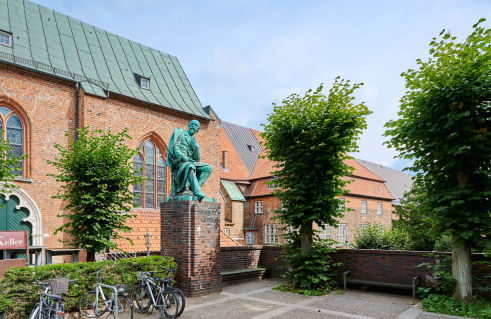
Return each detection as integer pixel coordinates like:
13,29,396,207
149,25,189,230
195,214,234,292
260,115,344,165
33,0,491,171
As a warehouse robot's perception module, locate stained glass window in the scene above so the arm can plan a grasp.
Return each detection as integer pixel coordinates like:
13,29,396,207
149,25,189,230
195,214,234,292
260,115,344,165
0,107,24,176
133,140,166,208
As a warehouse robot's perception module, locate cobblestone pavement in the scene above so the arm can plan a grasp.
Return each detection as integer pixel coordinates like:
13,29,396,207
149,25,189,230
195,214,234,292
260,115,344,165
136,279,472,319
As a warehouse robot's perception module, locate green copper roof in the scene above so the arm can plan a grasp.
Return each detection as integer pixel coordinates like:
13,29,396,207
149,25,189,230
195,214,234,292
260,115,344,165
221,181,246,201
0,0,211,120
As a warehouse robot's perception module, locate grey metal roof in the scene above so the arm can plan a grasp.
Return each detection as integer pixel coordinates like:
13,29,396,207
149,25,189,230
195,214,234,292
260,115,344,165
0,0,211,120
355,158,413,205
221,121,262,173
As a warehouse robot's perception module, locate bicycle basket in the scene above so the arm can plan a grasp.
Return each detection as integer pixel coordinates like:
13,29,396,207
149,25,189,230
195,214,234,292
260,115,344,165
49,277,69,295
137,272,148,280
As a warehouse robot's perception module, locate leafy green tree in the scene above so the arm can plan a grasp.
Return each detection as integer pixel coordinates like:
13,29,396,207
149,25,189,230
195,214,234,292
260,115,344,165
261,78,371,255
352,223,411,250
0,133,27,200
393,192,437,251
384,19,491,302
48,128,144,262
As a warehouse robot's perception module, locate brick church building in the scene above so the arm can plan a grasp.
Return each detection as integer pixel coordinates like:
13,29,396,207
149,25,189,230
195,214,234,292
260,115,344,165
0,0,222,264
0,0,413,265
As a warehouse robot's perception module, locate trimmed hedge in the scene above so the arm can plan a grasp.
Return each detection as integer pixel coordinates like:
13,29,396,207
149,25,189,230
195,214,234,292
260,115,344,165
0,255,176,319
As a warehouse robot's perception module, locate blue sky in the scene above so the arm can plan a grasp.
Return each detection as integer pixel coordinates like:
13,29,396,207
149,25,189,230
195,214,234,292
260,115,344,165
33,0,491,172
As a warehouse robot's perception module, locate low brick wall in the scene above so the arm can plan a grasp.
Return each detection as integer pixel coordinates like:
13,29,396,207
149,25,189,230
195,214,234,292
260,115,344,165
332,249,491,285
259,245,287,278
220,245,262,272
219,245,287,278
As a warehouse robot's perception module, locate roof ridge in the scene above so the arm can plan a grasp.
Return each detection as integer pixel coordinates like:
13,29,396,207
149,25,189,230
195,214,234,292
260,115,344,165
354,158,413,177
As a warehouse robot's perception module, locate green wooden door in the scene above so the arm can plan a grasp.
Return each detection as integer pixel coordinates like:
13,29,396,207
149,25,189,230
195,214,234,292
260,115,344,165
0,195,32,261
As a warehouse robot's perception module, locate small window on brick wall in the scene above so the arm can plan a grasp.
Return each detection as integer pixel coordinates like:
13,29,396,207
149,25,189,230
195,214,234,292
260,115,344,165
319,225,330,240
255,201,263,214
0,106,25,176
264,225,278,244
224,228,230,236
245,202,249,208
361,200,367,214
377,202,382,215
247,232,254,245
336,224,347,247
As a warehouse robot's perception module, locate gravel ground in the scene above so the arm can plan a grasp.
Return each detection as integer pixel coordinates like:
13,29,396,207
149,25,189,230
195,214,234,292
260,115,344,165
309,290,413,319
271,308,357,319
179,298,280,319
222,279,283,295
248,290,311,304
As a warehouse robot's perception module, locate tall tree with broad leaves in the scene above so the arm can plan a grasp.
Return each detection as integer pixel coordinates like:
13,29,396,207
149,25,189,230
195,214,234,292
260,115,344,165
261,78,371,255
384,19,491,302
48,128,144,262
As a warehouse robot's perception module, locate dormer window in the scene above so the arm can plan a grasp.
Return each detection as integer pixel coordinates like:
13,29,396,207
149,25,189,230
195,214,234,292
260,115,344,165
0,31,11,47
248,144,255,152
141,78,150,90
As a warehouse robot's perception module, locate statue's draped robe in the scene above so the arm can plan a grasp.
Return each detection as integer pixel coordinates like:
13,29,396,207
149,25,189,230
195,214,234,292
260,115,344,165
166,128,211,196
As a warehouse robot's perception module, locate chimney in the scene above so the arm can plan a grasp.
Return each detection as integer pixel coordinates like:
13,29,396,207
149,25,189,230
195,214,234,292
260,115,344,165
222,151,228,169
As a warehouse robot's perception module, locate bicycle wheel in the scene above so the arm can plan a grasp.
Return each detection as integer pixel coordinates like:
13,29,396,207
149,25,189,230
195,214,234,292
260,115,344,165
158,289,179,319
130,284,151,314
169,287,185,317
79,291,107,318
114,295,133,319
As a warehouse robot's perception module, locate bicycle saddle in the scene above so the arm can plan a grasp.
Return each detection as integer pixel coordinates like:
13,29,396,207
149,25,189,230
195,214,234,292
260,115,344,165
48,294,62,300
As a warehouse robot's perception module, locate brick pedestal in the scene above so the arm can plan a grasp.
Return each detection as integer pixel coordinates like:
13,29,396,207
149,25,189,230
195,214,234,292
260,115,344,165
161,200,222,297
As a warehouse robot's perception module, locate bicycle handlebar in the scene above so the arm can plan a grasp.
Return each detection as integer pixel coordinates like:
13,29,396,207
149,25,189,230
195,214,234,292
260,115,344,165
158,266,176,272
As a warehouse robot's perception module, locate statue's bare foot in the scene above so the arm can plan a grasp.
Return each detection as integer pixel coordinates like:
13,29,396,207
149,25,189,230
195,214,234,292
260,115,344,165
195,191,206,199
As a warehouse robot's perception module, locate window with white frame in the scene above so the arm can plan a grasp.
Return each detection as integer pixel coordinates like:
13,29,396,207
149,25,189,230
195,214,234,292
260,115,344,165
319,225,330,240
224,228,230,236
339,198,345,213
245,201,249,208
285,225,299,243
0,32,11,47
377,202,382,215
361,200,367,214
268,177,278,189
255,201,263,214
247,232,254,245
264,225,279,244
141,78,150,90
336,224,347,246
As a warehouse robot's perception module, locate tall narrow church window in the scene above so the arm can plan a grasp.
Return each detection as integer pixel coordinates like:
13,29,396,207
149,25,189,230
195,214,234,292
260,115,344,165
0,106,24,176
133,140,166,208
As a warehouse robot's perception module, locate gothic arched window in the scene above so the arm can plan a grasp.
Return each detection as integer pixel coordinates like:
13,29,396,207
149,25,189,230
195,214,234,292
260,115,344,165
0,106,24,176
133,140,166,208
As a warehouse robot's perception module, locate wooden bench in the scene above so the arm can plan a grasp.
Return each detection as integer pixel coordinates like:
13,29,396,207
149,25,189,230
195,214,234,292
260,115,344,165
343,271,420,298
221,268,270,283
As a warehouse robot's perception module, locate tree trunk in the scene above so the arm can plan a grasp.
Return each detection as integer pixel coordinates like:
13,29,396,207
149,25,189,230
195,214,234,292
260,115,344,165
301,222,313,255
86,251,96,262
452,234,472,303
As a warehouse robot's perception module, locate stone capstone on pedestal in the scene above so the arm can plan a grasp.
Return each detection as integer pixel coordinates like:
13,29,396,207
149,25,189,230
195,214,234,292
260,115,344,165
161,200,222,297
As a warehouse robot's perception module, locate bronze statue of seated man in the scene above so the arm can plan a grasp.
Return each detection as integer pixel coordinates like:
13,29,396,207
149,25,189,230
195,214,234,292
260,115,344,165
166,120,213,199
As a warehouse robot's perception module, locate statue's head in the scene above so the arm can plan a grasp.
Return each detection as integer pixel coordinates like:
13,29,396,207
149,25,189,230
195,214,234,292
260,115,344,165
188,120,200,135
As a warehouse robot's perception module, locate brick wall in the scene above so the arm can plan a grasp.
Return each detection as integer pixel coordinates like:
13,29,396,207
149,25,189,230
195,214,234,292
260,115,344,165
243,192,393,246
161,200,222,297
220,245,262,271
259,245,287,278
0,62,222,261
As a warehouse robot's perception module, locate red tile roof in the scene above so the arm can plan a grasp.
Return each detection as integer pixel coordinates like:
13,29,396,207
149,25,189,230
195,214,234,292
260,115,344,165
221,230,240,246
114,210,161,253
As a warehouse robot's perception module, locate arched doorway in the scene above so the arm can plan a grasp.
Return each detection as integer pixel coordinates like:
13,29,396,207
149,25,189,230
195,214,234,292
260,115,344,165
0,194,32,245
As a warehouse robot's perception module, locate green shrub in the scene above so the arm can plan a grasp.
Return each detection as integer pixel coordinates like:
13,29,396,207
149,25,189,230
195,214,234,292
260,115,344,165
0,256,176,319
433,234,453,252
422,294,491,319
275,235,341,296
352,223,410,250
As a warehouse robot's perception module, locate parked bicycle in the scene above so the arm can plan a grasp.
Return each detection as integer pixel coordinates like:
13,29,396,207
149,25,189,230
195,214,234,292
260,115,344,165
130,266,183,318
78,269,133,319
29,277,77,319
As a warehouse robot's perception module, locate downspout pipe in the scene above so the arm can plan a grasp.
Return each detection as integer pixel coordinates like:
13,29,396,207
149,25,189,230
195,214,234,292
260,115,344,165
75,82,79,142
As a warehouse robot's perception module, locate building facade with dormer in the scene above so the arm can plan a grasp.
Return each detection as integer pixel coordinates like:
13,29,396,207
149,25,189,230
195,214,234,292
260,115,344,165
0,0,222,265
